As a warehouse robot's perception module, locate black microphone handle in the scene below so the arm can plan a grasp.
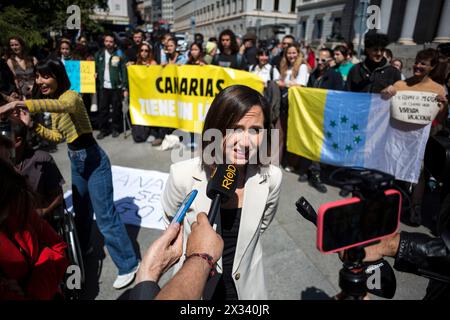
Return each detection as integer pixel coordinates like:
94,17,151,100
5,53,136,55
208,194,222,226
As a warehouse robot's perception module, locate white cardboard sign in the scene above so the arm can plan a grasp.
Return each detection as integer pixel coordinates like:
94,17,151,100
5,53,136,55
391,91,439,125
64,165,168,230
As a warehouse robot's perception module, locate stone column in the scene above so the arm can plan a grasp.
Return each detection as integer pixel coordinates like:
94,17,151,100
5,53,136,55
305,16,314,43
379,0,393,34
433,0,450,43
398,0,421,45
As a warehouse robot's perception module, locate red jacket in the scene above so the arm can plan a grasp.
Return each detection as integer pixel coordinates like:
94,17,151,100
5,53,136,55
0,212,69,300
307,51,316,69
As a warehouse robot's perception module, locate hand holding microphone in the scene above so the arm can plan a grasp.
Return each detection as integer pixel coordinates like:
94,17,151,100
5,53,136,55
188,213,224,263
206,164,240,225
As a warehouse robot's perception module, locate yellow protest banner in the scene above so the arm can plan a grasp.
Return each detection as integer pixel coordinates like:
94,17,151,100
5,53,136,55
128,65,264,133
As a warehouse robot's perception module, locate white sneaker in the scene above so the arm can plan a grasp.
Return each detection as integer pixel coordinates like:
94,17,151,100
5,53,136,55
113,262,140,289
90,104,98,112
146,135,156,143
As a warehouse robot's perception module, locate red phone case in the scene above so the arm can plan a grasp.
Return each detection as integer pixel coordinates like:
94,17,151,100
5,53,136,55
316,189,402,254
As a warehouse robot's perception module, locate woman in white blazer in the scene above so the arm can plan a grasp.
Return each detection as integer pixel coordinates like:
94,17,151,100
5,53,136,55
162,85,282,300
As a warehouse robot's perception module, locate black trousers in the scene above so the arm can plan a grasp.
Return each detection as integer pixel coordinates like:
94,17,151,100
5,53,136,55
98,88,123,133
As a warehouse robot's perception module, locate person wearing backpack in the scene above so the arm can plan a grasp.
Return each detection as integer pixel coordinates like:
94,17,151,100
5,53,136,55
249,48,281,127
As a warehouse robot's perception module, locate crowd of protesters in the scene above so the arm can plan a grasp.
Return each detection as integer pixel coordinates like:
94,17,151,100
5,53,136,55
0,24,450,300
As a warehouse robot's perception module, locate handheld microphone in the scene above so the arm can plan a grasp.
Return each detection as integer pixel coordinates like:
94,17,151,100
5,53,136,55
206,164,240,225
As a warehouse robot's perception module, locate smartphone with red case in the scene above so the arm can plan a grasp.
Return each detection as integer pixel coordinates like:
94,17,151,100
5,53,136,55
317,189,402,254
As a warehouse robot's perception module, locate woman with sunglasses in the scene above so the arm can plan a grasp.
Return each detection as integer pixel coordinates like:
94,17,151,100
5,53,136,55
135,42,157,66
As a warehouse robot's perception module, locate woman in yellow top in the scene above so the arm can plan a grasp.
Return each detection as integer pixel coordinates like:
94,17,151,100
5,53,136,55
0,58,140,289
381,48,448,226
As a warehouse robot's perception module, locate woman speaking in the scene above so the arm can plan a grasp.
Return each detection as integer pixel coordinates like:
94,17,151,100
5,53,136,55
162,85,282,300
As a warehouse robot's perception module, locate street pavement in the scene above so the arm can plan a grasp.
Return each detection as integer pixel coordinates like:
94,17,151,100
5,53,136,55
51,131,430,300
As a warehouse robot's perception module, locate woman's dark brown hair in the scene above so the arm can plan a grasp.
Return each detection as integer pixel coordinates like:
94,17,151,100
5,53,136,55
0,158,36,231
136,42,155,65
187,42,205,65
201,85,272,169
416,48,449,85
7,36,34,68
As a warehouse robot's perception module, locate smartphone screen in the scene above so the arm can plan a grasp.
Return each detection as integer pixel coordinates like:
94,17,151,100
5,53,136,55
171,190,198,224
317,190,401,253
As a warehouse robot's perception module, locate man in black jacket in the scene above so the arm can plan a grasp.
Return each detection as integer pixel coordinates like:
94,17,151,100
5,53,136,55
308,48,344,90
347,33,401,93
365,219,450,300
125,30,144,63
242,32,258,67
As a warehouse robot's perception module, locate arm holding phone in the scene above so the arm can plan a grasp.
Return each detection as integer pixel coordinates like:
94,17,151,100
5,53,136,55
364,231,450,280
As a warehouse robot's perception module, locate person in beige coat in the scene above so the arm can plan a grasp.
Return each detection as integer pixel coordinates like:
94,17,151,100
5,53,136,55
162,85,282,300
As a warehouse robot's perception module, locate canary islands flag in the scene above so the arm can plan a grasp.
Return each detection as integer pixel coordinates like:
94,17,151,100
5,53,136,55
287,87,431,183
64,60,96,93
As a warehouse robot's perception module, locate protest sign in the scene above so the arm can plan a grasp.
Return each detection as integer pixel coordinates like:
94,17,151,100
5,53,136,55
65,60,96,93
64,166,168,230
391,91,439,125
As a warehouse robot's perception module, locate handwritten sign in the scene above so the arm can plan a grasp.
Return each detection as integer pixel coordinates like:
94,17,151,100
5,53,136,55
64,166,168,230
64,60,96,93
391,91,439,125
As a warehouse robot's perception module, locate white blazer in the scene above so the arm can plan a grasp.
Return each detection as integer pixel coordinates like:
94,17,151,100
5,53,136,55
161,157,282,299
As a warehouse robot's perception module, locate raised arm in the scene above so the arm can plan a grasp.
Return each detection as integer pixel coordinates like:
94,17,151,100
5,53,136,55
24,90,81,114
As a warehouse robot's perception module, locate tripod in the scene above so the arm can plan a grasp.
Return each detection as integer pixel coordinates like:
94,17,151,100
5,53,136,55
337,246,369,300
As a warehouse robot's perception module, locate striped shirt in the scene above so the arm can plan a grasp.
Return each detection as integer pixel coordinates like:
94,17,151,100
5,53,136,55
25,90,93,144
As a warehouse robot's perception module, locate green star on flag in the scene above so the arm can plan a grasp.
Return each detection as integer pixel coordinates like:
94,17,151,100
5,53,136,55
341,116,348,124
354,136,362,144
332,143,339,150
351,124,359,131
326,131,333,138
345,144,353,152
330,120,337,128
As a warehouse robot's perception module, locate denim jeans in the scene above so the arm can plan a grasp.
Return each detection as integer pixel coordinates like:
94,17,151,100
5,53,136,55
68,144,138,275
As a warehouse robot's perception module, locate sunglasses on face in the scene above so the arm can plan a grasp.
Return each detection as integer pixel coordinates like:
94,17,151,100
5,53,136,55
316,58,331,63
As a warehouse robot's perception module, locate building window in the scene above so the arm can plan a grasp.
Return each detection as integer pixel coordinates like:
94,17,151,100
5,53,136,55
300,20,307,40
314,18,323,40
222,0,225,16
329,16,343,41
290,0,296,13
274,0,280,12
256,0,262,10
